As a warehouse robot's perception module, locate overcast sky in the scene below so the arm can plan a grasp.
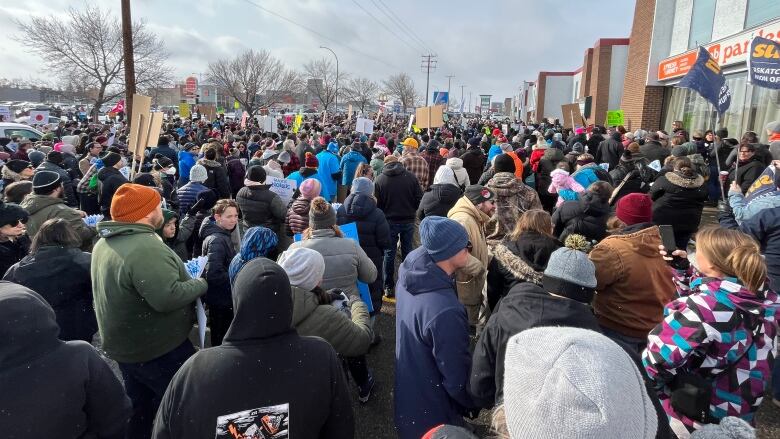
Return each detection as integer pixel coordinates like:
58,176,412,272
0,0,635,104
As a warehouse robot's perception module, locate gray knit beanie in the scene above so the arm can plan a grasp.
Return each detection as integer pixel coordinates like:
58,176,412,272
277,247,326,291
542,244,597,303
189,163,208,183
503,327,657,439
308,197,336,230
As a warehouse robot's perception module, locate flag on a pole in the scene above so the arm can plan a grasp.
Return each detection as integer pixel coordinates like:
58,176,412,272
677,46,732,114
748,36,780,90
110,99,125,113
28,110,49,125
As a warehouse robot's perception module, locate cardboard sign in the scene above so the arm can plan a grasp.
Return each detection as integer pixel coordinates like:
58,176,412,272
200,105,216,121
145,112,165,148
414,105,444,129
267,177,297,204
560,103,584,129
606,110,624,127
127,94,152,155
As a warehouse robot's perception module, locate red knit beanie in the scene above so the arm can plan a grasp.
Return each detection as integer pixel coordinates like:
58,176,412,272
304,152,319,168
110,183,162,223
616,193,653,226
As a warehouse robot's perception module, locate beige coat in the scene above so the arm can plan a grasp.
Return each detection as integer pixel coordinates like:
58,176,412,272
448,196,490,325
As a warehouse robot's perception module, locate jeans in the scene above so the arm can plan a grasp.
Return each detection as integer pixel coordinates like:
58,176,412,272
600,325,647,355
118,340,195,439
383,222,415,291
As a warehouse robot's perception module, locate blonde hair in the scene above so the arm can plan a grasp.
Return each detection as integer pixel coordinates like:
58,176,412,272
695,226,766,292
353,162,374,180
302,225,343,240
491,405,510,439
509,209,553,239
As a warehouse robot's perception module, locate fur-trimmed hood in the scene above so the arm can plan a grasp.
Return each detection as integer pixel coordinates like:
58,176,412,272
492,242,544,285
666,170,704,188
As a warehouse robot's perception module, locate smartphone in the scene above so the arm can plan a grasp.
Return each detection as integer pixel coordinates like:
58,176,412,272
659,225,677,251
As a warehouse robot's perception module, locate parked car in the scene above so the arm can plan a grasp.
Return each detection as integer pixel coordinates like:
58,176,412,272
0,123,44,141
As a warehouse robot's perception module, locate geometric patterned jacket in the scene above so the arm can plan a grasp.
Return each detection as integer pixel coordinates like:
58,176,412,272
642,267,780,438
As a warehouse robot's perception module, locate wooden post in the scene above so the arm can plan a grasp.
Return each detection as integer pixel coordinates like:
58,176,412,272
121,0,136,126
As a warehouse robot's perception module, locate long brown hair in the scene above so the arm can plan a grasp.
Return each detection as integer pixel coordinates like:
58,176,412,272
30,218,81,254
353,162,374,180
695,226,767,292
509,209,553,239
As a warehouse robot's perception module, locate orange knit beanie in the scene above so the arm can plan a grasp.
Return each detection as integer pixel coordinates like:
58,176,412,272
110,183,161,223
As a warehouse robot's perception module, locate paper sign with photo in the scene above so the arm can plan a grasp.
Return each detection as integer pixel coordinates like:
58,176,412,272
215,404,289,439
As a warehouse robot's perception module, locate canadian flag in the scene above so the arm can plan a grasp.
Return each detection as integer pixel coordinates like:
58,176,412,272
110,99,125,113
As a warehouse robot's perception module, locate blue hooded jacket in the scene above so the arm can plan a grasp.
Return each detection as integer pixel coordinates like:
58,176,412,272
177,150,197,186
315,144,340,200
394,247,475,439
340,150,368,186
487,143,503,163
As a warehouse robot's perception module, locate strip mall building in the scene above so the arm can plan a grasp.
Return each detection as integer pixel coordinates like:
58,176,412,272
519,0,780,142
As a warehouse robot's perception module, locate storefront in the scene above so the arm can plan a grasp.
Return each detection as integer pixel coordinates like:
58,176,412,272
658,16,780,141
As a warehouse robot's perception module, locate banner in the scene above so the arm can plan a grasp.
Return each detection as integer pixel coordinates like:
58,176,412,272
178,103,190,119
433,91,449,106
480,95,490,109
745,165,780,204
267,177,297,204
677,46,731,114
28,110,49,125
606,110,624,126
748,36,780,89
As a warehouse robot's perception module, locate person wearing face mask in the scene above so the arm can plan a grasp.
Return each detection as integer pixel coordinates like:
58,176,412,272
0,200,30,276
151,155,179,212
19,171,94,249
200,199,240,347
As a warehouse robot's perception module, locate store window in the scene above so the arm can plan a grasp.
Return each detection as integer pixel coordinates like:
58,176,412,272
688,0,717,50
745,0,780,29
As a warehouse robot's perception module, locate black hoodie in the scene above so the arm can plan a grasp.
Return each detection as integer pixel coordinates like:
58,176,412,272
152,258,354,439
417,183,462,220
0,282,131,438
374,161,423,224
552,191,611,242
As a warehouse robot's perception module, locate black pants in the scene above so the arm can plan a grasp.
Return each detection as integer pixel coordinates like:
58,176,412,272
118,340,194,439
209,306,234,346
345,355,370,387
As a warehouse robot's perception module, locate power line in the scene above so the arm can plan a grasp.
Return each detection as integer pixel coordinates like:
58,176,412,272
422,54,437,106
351,0,419,54
240,0,401,71
375,0,435,55
369,0,429,55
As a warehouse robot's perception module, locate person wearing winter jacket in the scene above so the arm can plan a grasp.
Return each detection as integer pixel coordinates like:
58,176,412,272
536,147,565,210
460,138,486,185
224,150,246,198
177,143,199,187
640,132,671,164
336,178,391,314
3,218,95,342
148,136,178,172
595,131,625,170
650,157,708,249
151,257,355,439
340,145,368,190
552,181,612,243
571,153,612,190
394,216,477,439
157,208,197,262
589,193,676,353
200,199,239,346
645,226,780,438
548,168,585,207
421,140,446,187
288,152,333,201
176,163,209,216
723,142,765,195
36,151,78,207
486,209,561,310
485,156,542,242
375,158,423,297
370,147,385,175
0,200,30,276
96,151,127,219
197,146,231,199
285,177,320,237
316,142,341,201
586,126,606,156
288,197,377,300
417,164,464,220
0,284,131,439
236,166,286,242
609,145,657,204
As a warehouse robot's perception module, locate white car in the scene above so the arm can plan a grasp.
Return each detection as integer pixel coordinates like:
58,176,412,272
0,123,45,141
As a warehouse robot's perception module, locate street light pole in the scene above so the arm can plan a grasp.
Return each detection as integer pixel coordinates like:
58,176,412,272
319,46,338,112
460,85,466,114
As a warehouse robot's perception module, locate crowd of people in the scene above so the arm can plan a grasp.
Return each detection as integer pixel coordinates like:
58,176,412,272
1,111,779,439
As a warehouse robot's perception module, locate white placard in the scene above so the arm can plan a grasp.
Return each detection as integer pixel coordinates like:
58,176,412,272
0,106,10,122
267,177,297,204
28,110,49,125
356,117,374,134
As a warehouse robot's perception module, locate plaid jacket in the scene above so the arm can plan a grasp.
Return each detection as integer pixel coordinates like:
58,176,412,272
400,151,429,191
421,149,445,188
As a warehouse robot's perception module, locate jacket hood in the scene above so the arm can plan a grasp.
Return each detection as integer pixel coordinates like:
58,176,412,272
400,248,455,295
0,282,61,369
96,221,158,239
449,195,490,225
611,131,623,142
429,183,463,200
488,172,522,197
382,161,405,176
343,193,376,218
224,257,293,342
290,285,319,327
543,147,564,161
666,170,704,188
199,216,231,239
500,282,599,329
19,194,63,215
157,208,179,240
198,158,222,168
609,223,661,257
579,191,610,216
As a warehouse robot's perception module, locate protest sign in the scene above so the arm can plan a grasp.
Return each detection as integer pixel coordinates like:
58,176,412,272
127,94,151,156
347,104,353,119
414,105,444,129
606,110,624,126
560,103,584,129
267,177,297,204
144,112,165,148
178,103,190,118
748,36,780,89
356,117,374,134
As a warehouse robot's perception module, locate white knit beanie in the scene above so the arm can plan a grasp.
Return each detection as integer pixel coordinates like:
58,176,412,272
503,327,657,439
277,247,325,291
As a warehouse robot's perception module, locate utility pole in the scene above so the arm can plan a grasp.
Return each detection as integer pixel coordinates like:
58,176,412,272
445,74,455,111
421,54,437,106
460,84,466,114
121,0,136,125
468,91,472,113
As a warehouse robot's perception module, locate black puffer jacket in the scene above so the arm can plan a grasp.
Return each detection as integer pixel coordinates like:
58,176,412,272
3,246,96,342
552,191,611,242
200,218,236,308
537,148,565,209
374,161,423,224
595,132,624,170
640,140,670,164
727,156,765,195
650,171,708,236
198,158,231,199
460,146,486,185
336,193,391,263
486,231,561,310
236,185,287,232
417,183,462,220
97,166,127,218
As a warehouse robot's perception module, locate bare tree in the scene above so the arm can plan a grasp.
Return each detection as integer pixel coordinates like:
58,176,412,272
208,49,304,116
382,73,418,113
14,4,171,120
342,77,379,113
302,58,347,111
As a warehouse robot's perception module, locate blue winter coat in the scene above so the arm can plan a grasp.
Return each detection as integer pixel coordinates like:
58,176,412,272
178,151,197,186
340,151,368,186
316,150,340,200
288,169,332,201
394,247,475,439
572,166,599,190
176,181,208,216
487,143,503,163
739,207,780,290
